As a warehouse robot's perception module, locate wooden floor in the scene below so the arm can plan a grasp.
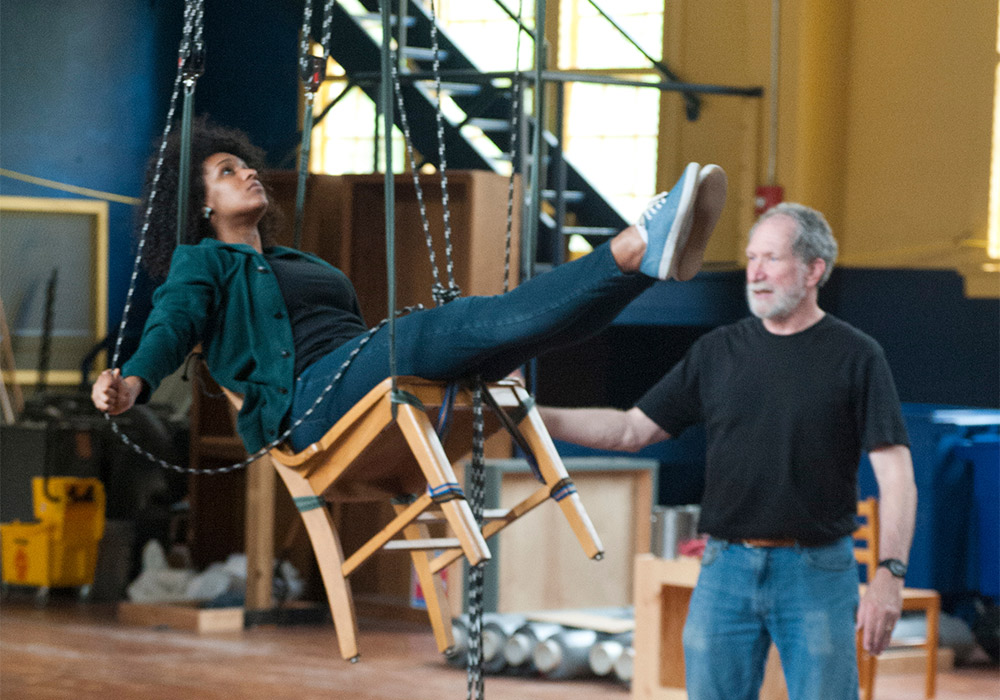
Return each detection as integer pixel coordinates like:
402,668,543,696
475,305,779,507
1,597,997,700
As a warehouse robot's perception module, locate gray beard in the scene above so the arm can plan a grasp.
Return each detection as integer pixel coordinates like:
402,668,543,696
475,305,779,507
746,282,807,320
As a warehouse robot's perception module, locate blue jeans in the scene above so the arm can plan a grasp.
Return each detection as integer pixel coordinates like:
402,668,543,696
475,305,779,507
682,537,860,700
288,243,652,451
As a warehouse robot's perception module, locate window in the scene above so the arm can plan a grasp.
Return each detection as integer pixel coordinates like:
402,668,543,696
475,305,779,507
309,0,665,217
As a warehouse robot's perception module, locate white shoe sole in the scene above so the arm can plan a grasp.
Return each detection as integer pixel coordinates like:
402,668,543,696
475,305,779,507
670,164,728,281
654,162,700,280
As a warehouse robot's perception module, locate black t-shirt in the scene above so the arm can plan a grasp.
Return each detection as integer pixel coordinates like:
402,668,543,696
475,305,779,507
636,314,909,544
265,250,368,377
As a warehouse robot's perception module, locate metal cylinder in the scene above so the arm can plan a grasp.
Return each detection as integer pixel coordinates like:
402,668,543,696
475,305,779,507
613,644,634,683
446,615,470,667
533,628,599,680
650,504,701,558
482,613,526,673
588,631,633,676
503,620,563,668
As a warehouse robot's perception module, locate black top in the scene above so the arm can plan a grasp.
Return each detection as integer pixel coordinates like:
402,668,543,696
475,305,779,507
636,314,909,545
265,250,368,377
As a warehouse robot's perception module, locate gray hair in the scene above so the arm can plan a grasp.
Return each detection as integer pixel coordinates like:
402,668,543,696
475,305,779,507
751,202,838,286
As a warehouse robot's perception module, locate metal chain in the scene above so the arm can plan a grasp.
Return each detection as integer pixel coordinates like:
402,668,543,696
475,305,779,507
466,381,487,700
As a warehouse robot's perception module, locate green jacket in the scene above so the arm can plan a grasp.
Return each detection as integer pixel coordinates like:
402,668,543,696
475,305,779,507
122,238,338,453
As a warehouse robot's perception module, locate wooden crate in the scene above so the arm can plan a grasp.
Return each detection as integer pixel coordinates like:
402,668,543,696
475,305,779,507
461,457,658,615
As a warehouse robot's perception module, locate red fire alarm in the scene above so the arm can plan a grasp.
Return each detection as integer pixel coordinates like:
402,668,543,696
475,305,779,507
754,185,784,217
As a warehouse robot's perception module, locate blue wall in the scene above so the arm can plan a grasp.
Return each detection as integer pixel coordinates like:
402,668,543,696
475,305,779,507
1,0,300,343
825,268,999,409
1,0,161,333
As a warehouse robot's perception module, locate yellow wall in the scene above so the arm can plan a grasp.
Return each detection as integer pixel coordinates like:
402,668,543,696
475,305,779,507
657,0,997,296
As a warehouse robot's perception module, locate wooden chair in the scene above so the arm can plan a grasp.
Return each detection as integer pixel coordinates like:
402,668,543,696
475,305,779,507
854,497,941,699
225,376,603,662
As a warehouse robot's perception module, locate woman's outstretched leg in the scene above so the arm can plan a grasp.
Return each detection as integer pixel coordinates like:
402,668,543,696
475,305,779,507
288,163,726,450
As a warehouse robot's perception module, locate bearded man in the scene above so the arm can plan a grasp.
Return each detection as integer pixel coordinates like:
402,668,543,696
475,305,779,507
539,203,917,700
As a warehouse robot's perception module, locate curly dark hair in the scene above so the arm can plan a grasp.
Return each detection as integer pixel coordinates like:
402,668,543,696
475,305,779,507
138,117,279,279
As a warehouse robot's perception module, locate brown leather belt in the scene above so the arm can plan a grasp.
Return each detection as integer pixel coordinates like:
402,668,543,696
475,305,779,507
735,538,798,548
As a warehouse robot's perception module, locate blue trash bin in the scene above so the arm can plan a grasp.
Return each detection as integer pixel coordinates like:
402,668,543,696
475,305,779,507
857,406,999,599
955,433,999,599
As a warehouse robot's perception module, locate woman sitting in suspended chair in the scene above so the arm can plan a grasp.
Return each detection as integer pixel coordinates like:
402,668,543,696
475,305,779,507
92,120,727,456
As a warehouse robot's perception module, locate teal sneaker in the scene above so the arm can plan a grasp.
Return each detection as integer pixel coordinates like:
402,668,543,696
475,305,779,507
636,162,700,280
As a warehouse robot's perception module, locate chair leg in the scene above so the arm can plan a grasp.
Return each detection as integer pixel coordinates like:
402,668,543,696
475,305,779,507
859,647,877,700
395,404,491,567
272,462,361,662
925,596,940,699
856,628,875,700
394,502,455,654
514,393,604,559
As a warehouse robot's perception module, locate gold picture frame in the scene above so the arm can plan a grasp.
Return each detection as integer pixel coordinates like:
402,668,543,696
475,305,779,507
1,196,108,386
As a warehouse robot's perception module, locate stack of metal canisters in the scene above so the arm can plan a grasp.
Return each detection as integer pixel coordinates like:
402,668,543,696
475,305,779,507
445,611,634,684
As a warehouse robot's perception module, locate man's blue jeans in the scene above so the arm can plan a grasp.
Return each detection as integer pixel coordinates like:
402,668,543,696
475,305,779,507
683,537,860,700
289,243,652,451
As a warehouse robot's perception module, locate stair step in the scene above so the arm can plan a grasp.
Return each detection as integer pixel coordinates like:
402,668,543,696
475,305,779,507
355,12,416,27
541,189,585,204
402,46,449,62
424,81,482,96
467,117,512,132
562,226,620,237
541,213,613,235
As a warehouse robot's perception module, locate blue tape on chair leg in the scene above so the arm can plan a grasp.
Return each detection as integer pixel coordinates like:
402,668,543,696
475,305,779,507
550,478,577,502
293,495,327,512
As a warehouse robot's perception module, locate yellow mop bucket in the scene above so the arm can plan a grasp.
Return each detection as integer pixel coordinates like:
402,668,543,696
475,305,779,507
1,477,105,589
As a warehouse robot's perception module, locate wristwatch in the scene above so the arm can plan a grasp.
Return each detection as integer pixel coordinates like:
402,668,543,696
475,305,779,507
877,558,907,579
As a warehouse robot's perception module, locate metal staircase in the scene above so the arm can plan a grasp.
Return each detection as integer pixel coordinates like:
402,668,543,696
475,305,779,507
315,1,627,266
310,1,761,268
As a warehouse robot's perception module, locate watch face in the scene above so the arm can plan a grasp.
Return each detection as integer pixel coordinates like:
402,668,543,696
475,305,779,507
882,559,907,577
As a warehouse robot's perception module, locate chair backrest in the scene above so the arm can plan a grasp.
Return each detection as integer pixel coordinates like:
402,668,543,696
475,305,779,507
854,497,879,581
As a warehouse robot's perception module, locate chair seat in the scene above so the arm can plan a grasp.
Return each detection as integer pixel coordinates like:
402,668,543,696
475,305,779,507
270,377,516,502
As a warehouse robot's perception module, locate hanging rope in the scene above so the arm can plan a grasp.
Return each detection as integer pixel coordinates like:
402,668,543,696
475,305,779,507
502,0,525,293
389,0,460,306
293,0,338,249
110,0,201,386
176,0,205,245
466,381,487,700
426,0,459,305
